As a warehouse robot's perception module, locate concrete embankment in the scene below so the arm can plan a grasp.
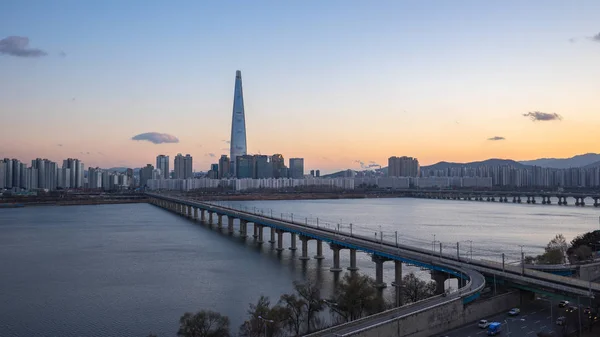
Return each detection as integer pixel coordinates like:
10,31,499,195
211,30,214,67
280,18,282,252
334,291,522,337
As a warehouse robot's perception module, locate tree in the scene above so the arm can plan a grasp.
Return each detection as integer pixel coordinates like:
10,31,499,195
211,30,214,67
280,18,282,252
401,273,436,304
568,230,600,260
573,245,593,262
239,296,287,337
292,280,325,333
328,272,382,322
177,310,230,337
279,293,306,336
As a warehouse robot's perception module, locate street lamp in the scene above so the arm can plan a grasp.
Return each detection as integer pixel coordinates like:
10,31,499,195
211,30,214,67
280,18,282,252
258,315,274,337
466,240,473,261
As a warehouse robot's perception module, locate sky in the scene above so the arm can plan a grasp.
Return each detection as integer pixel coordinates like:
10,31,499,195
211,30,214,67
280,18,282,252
1,1,599,173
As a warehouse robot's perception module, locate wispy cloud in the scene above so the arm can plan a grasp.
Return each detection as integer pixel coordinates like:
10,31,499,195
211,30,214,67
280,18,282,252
592,32,600,43
487,136,505,141
354,160,381,169
222,139,231,144
57,144,63,147
205,153,216,158
131,132,179,144
59,51,66,57
522,111,563,122
0,36,47,57
98,152,104,156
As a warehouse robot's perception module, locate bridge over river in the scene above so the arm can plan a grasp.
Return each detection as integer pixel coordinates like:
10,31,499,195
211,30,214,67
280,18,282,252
146,193,599,336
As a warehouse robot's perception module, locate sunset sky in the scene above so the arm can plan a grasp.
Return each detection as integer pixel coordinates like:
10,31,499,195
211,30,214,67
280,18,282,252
1,1,599,173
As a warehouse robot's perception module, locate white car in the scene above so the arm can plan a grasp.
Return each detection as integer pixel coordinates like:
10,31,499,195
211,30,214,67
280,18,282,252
478,320,490,328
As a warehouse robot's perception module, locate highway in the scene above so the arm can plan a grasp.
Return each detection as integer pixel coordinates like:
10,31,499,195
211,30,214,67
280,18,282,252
439,297,595,337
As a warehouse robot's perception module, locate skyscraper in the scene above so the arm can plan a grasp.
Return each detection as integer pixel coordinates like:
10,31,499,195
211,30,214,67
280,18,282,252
156,155,169,179
218,155,230,179
230,70,247,176
289,158,305,179
184,154,193,178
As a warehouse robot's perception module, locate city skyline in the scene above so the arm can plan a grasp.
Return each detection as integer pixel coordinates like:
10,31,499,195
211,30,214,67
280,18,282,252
2,1,600,172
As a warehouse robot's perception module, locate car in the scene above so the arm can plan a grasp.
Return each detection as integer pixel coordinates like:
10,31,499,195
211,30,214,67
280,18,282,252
559,300,570,308
478,319,490,328
565,306,578,313
556,316,566,326
508,308,520,316
584,307,592,315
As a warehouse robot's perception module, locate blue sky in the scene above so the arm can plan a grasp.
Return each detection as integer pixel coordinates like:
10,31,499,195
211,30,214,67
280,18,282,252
1,1,599,172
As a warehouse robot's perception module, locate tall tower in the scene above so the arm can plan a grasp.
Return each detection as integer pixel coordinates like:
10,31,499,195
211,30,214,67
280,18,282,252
230,70,247,176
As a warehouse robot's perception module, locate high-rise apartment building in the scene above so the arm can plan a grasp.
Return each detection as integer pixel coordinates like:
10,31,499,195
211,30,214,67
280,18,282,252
388,156,420,177
0,161,5,188
62,158,84,188
3,159,13,189
289,158,304,179
218,155,230,179
174,154,193,179
230,70,248,176
184,154,193,178
156,155,170,179
139,164,154,187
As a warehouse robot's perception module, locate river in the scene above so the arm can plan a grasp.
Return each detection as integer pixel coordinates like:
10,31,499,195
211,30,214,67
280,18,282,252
0,198,598,336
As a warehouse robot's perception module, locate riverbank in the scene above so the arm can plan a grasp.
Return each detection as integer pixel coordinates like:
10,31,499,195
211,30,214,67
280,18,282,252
183,192,402,201
0,196,149,207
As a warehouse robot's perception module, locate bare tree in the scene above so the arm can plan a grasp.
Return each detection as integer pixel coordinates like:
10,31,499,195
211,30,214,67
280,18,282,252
401,273,436,303
328,272,382,322
293,280,325,333
177,310,230,337
239,296,287,337
279,293,306,336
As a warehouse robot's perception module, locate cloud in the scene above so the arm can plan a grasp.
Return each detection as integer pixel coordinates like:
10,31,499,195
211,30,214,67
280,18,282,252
205,153,216,158
222,140,231,144
131,132,179,144
522,111,563,122
592,32,600,43
98,152,104,156
487,136,505,141
59,51,66,57
0,36,47,57
569,38,577,43
57,144,63,147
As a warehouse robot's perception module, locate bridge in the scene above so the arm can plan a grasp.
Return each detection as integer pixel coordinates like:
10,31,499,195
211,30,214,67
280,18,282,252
391,189,600,206
146,193,599,336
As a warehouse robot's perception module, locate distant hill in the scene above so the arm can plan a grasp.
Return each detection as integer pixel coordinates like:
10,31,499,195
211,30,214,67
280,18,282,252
519,153,600,169
585,160,600,169
422,159,530,171
106,167,140,173
321,170,356,179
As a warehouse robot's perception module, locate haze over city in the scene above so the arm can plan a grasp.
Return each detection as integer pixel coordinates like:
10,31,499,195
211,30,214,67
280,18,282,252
1,1,600,173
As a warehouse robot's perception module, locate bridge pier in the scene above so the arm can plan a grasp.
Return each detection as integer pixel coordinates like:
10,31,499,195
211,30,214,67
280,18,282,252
594,197,599,207
227,217,234,234
289,233,297,250
391,260,403,307
208,212,213,225
348,249,359,271
239,220,247,238
431,270,447,295
329,244,343,272
546,196,551,204
299,236,310,260
187,205,192,217
200,210,206,222
314,240,325,260
276,230,284,252
531,196,536,204
372,255,390,289
257,225,264,244
217,214,223,228
193,207,198,220
269,227,276,243
253,224,258,238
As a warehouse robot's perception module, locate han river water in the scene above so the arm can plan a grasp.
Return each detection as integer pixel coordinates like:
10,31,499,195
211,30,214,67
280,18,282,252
0,197,599,336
